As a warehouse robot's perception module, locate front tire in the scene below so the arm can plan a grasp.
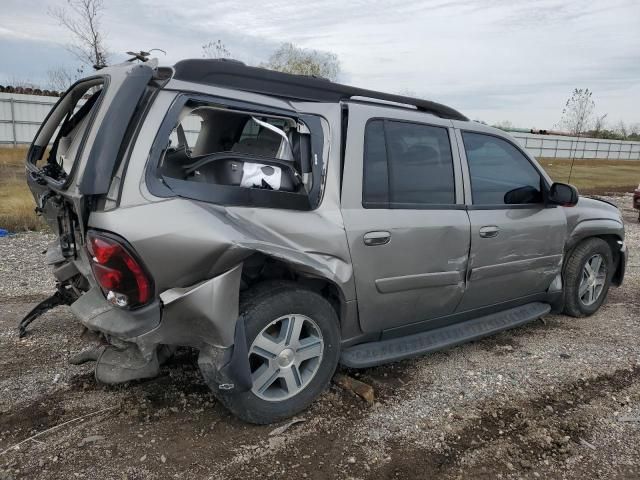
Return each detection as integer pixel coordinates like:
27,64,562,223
563,238,613,317
214,282,341,424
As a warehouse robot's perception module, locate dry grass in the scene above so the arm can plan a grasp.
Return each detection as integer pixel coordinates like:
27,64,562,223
0,147,45,232
1,147,640,232
539,158,640,194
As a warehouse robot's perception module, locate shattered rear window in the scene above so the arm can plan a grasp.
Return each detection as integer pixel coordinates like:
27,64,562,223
161,102,307,195
30,78,105,181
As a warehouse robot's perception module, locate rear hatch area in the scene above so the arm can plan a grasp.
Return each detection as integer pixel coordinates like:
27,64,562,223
20,62,156,336
26,63,154,231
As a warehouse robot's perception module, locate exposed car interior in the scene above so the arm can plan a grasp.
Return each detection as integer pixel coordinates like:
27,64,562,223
160,104,313,194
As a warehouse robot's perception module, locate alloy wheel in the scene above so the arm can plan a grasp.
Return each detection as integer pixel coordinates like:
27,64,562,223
248,314,324,401
579,254,607,307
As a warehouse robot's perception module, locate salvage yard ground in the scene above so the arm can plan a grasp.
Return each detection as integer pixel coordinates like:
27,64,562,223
1,146,640,232
0,194,639,479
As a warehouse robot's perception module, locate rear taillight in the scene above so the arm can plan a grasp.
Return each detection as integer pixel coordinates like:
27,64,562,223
86,230,153,308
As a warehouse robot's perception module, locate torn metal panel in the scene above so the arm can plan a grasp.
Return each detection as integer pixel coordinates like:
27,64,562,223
18,286,76,337
140,264,243,350
94,344,160,384
70,287,161,339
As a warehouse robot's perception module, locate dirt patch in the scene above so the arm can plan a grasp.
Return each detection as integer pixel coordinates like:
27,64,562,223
367,367,640,479
344,361,419,402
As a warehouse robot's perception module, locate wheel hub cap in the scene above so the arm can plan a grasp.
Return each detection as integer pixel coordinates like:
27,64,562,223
277,348,295,368
248,314,324,402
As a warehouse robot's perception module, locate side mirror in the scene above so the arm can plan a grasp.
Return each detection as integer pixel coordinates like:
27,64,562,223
504,185,542,205
548,182,579,206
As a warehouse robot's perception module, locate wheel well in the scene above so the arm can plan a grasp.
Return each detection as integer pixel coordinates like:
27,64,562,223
598,234,624,285
565,234,623,284
240,253,344,324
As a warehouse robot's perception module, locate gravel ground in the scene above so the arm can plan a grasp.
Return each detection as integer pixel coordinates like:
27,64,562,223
0,233,56,301
1,194,639,479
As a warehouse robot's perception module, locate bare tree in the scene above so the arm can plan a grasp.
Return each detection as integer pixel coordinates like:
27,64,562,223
261,43,340,81
559,88,596,183
558,88,595,136
593,113,607,135
615,120,628,140
49,0,109,68
202,40,231,59
46,65,85,91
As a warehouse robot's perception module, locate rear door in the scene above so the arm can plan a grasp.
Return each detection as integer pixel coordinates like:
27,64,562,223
454,127,566,311
341,103,471,334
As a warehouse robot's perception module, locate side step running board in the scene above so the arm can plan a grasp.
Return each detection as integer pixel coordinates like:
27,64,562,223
340,302,551,368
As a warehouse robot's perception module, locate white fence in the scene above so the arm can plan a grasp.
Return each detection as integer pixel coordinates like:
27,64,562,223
0,92,59,145
511,132,640,160
2,91,640,160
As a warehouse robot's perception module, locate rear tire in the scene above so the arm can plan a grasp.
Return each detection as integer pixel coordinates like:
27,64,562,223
563,238,613,317
214,282,341,424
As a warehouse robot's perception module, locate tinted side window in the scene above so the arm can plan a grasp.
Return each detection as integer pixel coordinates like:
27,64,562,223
363,120,388,206
363,120,456,207
385,121,455,205
463,132,543,205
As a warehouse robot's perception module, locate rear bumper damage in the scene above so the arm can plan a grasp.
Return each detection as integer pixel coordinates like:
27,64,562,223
67,263,250,389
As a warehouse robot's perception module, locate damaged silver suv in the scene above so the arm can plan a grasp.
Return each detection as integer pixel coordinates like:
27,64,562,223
22,58,627,424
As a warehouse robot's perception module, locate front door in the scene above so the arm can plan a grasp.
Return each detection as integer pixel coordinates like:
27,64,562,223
341,104,471,334
454,129,567,312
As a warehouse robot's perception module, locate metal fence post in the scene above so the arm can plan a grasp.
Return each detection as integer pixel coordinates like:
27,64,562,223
9,97,17,147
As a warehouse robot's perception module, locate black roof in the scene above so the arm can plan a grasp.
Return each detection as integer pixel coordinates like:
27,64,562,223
172,59,468,121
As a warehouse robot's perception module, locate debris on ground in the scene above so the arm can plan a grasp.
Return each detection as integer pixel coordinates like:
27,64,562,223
334,374,375,404
268,417,306,436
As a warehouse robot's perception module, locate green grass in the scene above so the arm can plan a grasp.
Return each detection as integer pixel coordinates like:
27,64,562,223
1,147,639,232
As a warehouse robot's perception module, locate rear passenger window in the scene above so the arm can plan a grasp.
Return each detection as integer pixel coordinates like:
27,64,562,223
155,99,324,210
462,132,543,205
363,119,456,207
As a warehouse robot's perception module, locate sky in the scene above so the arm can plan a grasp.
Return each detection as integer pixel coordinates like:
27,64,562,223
1,0,639,129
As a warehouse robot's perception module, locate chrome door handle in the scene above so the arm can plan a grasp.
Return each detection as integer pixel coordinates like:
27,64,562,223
479,225,500,238
363,231,391,246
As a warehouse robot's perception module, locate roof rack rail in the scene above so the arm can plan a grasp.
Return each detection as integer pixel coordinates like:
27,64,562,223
349,96,418,110
171,59,468,121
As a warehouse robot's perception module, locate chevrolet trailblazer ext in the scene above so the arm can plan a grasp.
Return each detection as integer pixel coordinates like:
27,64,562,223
22,58,626,424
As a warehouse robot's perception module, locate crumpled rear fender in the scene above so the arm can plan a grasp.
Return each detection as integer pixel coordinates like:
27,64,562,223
88,198,355,301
